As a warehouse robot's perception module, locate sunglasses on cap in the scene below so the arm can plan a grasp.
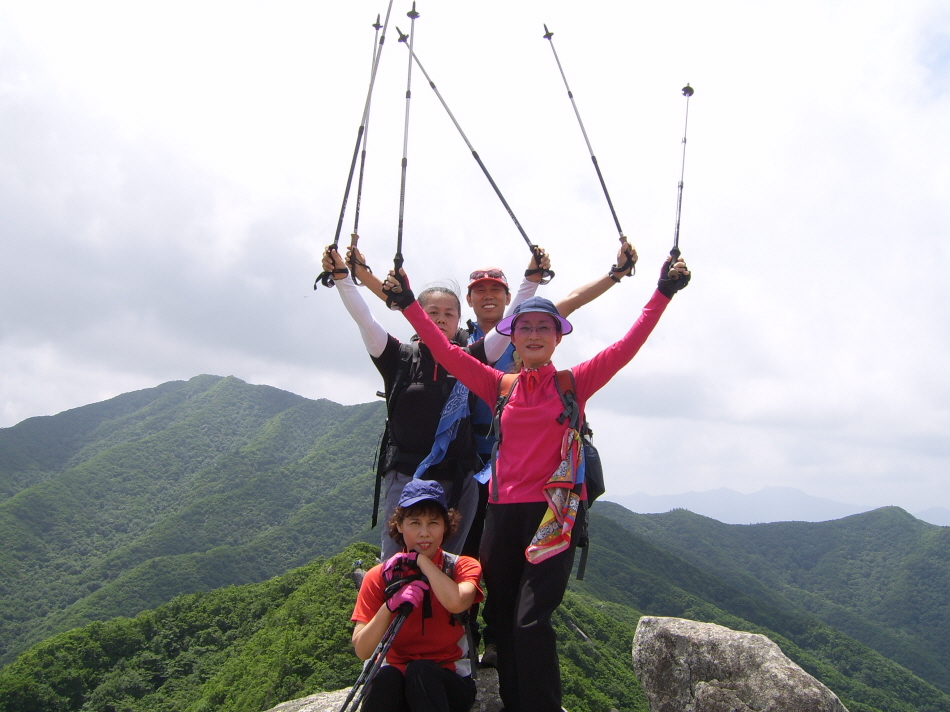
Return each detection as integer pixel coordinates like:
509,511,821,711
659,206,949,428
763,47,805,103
469,269,506,282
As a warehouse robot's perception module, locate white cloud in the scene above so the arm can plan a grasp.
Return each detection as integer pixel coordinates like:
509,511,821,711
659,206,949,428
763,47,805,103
1,0,948,511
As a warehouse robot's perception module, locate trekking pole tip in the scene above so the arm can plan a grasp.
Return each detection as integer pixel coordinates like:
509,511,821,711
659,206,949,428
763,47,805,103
373,14,382,30
682,84,694,97
543,24,553,40
396,26,409,43
407,2,419,20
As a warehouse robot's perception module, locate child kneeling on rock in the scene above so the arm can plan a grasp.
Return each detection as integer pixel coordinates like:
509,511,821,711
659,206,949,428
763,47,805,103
351,480,483,712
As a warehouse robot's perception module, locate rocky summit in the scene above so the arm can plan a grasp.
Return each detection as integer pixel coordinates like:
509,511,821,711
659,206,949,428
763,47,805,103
632,616,849,712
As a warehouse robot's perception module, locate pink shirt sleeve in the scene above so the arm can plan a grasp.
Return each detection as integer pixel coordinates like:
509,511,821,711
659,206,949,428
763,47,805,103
405,290,673,504
571,290,671,401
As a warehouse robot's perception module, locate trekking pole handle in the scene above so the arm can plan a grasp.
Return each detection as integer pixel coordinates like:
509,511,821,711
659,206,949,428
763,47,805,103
668,247,682,280
532,245,555,285
348,233,362,287
390,255,405,292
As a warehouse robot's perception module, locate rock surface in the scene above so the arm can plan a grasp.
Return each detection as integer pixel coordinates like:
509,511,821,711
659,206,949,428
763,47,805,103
264,668,502,712
632,616,849,712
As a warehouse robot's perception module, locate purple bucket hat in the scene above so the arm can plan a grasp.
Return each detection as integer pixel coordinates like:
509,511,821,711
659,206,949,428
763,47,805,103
495,296,573,336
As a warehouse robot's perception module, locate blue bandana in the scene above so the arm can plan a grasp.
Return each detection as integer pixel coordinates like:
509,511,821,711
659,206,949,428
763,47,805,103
413,380,471,479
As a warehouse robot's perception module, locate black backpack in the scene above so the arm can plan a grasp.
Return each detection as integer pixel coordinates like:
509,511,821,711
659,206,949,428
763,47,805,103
371,338,476,527
553,370,604,580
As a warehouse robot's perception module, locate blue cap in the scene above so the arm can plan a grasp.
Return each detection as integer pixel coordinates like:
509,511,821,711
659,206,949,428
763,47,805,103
495,296,573,336
398,479,449,510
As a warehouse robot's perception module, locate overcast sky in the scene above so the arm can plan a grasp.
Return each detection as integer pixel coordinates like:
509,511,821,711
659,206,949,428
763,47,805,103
2,0,948,513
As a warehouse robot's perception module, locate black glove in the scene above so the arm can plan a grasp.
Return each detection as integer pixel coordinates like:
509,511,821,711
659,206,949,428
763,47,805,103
384,271,415,311
657,255,691,298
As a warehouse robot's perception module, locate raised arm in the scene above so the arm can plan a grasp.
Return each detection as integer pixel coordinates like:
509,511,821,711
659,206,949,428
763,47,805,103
554,240,637,318
572,254,690,400
346,240,387,303
383,269,500,405
322,245,388,358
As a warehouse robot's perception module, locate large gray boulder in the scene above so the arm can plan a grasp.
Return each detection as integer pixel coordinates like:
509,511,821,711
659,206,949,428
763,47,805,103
632,617,849,712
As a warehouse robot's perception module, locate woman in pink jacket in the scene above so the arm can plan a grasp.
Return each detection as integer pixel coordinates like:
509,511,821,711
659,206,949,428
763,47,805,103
383,255,690,712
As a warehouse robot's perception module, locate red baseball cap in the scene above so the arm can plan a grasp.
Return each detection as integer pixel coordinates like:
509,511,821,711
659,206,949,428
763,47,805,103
467,267,508,292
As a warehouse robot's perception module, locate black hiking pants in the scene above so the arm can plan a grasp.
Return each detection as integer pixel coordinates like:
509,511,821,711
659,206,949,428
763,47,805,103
461,480,495,650
362,660,476,712
480,501,584,712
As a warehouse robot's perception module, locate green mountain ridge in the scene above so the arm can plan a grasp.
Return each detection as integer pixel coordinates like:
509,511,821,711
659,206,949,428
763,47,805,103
2,376,949,711
575,515,949,711
0,375,385,664
0,544,654,712
3,521,948,712
594,502,950,692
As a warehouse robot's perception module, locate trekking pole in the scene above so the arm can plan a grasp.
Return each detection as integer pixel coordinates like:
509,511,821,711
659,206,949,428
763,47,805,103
314,2,395,290
348,14,384,287
397,38,554,283
388,3,420,295
670,84,693,269
338,605,411,712
542,26,626,243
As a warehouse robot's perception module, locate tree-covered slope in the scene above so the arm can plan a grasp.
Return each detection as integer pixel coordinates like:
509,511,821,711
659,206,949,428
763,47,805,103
0,543,651,712
3,379,950,711
4,527,948,712
595,502,950,694
0,377,221,499
576,513,950,712
0,376,385,664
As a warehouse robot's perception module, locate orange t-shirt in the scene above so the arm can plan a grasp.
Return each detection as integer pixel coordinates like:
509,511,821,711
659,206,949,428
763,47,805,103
351,551,483,675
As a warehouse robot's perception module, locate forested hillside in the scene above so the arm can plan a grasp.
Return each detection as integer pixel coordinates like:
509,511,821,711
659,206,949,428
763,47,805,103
574,515,950,712
2,378,949,712
0,376,385,665
3,519,949,712
594,502,950,695
0,543,651,712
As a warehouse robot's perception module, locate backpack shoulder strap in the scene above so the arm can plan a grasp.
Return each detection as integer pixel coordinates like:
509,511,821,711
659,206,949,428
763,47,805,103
396,343,421,396
372,343,420,527
487,374,519,503
555,369,575,395
441,551,458,578
554,369,580,429
554,369,600,582
440,551,479,680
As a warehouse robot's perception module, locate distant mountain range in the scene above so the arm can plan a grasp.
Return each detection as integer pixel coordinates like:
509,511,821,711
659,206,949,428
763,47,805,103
606,486,950,527
2,375,949,712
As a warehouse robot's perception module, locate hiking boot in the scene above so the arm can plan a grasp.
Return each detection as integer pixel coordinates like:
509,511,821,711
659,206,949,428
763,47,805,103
480,642,498,668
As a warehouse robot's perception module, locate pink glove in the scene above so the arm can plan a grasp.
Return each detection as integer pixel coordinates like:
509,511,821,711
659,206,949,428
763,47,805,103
382,552,419,581
386,580,429,612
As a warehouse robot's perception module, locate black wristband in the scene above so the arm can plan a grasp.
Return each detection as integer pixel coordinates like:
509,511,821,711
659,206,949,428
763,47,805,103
608,273,622,283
